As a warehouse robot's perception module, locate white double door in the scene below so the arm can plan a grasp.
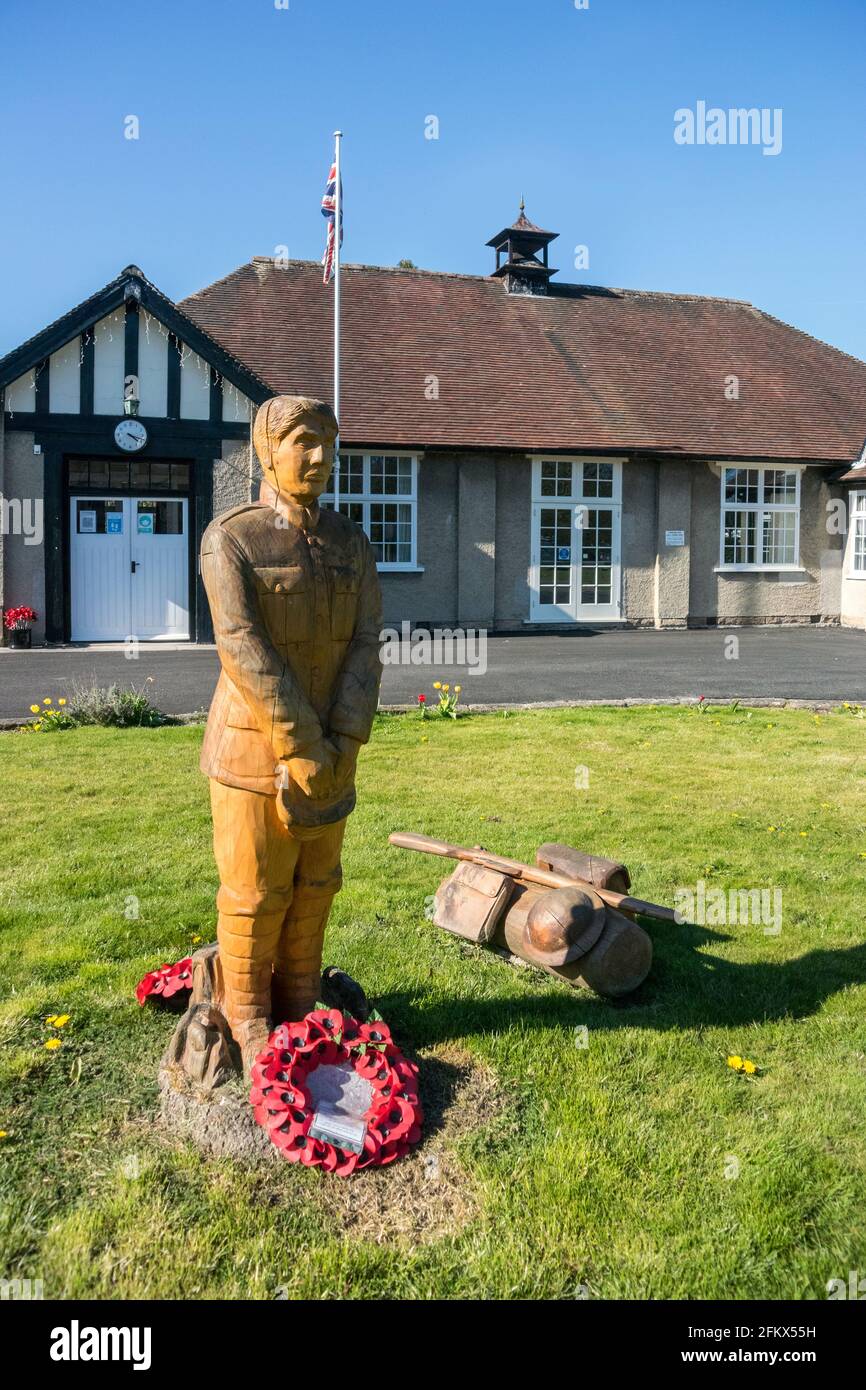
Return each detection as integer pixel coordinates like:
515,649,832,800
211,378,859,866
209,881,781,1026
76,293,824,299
529,458,623,622
70,496,189,641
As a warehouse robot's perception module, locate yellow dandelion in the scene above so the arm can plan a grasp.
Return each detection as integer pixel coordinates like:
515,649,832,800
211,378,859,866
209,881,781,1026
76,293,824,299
742,1059,757,1075
45,1015,57,1025
727,1055,744,1071
52,1014,70,1028
43,698,52,706
859,852,866,859
799,831,808,838
44,1038,62,1051
843,701,851,709
0,1131,9,1141
191,934,202,945
29,704,39,714
420,735,428,743
767,826,777,834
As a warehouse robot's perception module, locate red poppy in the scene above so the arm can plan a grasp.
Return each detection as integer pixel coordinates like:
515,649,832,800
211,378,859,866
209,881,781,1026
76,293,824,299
135,957,193,1005
359,1020,392,1048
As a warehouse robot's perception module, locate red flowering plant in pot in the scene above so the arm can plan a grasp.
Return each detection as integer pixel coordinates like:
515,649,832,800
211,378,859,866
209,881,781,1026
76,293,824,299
250,1007,423,1174
3,606,37,649
135,957,194,1007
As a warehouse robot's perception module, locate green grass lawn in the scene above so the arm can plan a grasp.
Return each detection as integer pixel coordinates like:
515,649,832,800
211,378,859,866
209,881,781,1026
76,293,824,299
1,705,864,1300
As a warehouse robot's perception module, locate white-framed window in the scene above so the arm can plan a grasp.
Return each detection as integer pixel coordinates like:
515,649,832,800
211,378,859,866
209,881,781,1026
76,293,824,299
850,491,866,575
322,452,419,570
719,466,801,570
533,456,622,505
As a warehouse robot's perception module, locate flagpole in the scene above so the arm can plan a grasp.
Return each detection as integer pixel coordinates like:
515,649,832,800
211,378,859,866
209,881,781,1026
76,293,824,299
333,129,342,514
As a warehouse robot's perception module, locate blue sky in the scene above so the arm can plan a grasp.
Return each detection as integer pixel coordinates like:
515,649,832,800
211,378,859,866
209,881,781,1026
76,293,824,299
1,0,864,359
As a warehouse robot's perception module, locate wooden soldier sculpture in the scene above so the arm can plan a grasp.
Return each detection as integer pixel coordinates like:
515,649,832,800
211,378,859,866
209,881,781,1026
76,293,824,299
199,395,383,1073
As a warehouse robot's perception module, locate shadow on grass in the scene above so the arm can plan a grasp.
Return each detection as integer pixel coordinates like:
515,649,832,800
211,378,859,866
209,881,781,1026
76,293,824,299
374,924,866,1042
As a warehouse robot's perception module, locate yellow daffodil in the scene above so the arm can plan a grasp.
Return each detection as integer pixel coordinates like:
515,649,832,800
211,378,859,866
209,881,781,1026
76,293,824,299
443,683,450,691
43,698,52,706
727,1055,744,1071
44,1038,62,1051
433,681,441,690
455,685,462,693
58,698,67,706
742,1059,757,1075
29,704,39,714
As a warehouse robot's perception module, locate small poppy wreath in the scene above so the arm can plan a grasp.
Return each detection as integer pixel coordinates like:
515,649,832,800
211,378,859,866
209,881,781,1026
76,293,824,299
250,1008,423,1175
135,957,194,1006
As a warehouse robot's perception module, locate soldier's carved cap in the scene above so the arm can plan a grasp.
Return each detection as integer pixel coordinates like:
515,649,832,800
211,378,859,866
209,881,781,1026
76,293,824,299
253,395,338,473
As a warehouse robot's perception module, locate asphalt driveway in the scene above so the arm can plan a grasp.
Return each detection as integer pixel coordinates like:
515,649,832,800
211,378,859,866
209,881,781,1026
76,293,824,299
0,627,863,720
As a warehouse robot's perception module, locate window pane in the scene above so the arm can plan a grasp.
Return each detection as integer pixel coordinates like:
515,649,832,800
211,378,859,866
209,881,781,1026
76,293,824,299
764,469,797,504
854,517,866,573
69,461,89,487
137,500,184,535
170,463,190,491
89,461,109,488
724,509,756,565
132,461,150,489
762,511,795,565
76,499,123,534
150,463,170,488
725,468,758,504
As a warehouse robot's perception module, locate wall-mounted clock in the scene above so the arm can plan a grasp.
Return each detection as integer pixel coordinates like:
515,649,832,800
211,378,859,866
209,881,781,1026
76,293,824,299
114,419,148,452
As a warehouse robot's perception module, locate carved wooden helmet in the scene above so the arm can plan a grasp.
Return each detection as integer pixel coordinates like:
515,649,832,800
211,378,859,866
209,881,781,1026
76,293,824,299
522,886,607,967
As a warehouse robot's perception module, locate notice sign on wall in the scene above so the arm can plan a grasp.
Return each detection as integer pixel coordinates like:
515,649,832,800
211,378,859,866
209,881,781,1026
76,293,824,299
137,512,155,534
79,510,97,534
106,514,123,535
665,529,685,547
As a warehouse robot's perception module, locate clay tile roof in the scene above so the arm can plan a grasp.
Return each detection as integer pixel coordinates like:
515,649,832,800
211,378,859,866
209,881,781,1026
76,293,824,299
180,258,866,461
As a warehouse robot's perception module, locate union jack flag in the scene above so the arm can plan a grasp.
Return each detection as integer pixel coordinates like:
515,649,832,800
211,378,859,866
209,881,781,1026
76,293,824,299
321,160,342,284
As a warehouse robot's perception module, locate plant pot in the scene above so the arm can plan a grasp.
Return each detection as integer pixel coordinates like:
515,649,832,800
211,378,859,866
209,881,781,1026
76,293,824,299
8,628,32,649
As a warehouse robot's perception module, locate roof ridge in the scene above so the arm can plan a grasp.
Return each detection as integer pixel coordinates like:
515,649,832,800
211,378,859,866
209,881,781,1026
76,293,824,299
219,256,759,306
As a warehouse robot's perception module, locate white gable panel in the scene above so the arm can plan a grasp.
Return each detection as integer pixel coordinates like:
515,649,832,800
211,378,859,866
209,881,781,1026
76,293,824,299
5,369,36,412
93,310,125,414
222,383,252,422
180,348,210,419
138,315,168,416
49,337,81,413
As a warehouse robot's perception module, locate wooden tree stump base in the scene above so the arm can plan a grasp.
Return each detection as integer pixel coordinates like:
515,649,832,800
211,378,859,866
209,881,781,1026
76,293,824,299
160,944,370,1093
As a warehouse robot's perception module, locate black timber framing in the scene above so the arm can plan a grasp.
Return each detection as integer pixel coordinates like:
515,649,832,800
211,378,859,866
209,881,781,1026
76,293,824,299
0,264,271,408
167,333,181,419
124,299,139,387
34,357,49,414
80,329,94,414
43,449,64,643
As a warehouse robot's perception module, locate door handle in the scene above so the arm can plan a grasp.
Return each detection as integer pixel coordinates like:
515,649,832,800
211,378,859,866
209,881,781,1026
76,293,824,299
131,560,139,574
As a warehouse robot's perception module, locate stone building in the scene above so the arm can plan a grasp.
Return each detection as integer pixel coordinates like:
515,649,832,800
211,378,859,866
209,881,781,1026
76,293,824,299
2,210,866,643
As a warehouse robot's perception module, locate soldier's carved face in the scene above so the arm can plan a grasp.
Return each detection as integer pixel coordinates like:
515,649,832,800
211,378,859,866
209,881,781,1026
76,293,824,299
268,412,337,504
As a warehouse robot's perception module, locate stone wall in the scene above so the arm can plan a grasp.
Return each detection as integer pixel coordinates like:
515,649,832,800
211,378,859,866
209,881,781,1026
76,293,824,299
2,430,45,642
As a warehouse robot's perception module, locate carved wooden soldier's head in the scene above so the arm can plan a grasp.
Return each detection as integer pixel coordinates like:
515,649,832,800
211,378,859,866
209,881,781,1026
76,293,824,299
253,395,339,505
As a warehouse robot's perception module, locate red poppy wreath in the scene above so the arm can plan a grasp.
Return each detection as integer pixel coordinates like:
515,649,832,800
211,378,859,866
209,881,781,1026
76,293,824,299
135,957,194,1006
250,1009,423,1174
